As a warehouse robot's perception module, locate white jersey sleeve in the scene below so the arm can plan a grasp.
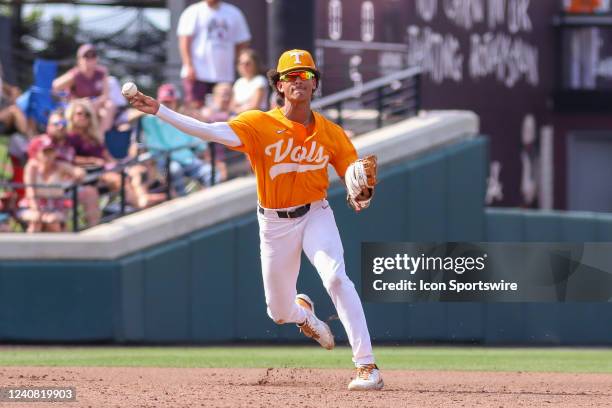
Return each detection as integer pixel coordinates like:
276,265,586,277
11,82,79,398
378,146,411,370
155,104,242,147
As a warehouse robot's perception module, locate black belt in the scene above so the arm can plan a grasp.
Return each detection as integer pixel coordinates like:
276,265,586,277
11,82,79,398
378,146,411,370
258,203,311,219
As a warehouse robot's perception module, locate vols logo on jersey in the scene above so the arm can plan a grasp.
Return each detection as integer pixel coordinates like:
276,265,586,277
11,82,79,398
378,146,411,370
264,138,330,179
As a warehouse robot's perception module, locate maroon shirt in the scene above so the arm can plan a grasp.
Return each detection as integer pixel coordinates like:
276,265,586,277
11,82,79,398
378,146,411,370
67,132,105,159
69,66,106,99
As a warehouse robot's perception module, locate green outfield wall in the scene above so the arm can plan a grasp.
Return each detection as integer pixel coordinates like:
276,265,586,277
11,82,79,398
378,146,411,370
1,136,611,345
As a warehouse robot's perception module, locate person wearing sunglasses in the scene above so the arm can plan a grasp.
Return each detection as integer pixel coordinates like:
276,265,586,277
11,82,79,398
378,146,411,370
126,49,383,391
27,109,101,227
65,99,161,210
231,48,268,113
52,44,116,134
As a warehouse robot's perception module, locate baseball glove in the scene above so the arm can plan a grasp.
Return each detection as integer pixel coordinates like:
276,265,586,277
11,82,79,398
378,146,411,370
345,155,378,212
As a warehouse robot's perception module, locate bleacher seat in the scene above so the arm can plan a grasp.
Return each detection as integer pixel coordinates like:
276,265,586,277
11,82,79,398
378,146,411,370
104,128,132,160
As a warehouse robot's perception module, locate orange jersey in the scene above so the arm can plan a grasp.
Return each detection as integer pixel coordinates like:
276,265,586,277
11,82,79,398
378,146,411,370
228,108,357,209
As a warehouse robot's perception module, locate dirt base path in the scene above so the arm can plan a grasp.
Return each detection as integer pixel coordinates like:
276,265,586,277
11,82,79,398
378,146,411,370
1,367,610,407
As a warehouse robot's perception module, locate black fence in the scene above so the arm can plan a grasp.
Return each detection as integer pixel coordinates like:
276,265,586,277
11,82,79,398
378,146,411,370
312,66,422,134
0,143,222,233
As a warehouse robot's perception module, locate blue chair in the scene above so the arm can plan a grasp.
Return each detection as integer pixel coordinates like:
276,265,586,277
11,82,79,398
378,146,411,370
16,59,61,128
104,128,132,160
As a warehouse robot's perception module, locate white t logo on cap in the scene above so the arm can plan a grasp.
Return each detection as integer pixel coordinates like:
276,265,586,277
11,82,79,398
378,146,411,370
289,51,304,64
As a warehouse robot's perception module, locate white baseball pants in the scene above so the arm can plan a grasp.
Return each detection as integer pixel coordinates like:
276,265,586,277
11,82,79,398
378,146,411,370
257,199,375,365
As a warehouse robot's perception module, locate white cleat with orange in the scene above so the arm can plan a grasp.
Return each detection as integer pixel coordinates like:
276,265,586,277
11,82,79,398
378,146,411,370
295,294,335,350
348,364,384,391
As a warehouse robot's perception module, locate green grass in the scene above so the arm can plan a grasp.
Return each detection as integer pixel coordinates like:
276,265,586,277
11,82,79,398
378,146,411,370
0,346,610,373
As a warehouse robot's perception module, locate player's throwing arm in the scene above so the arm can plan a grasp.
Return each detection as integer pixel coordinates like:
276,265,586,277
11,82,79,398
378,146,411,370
123,82,241,147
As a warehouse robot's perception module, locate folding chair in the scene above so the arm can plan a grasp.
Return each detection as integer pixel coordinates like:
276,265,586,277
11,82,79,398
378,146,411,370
15,59,61,129
104,127,132,160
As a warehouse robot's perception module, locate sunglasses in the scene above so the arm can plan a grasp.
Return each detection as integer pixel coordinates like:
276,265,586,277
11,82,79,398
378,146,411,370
51,119,67,127
83,52,97,59
279,71,315,82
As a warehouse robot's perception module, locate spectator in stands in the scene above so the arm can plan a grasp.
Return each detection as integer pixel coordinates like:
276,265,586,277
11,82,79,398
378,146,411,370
198,82,235,171
0,100,35,137
2,65,35,203
140,83,225,196
177,0,251,108
231,48,268,113
65,99,112,170
52,44,116,134
37,110,75,163
200,82,234,122
21,135,85,233
0,67,31,137
66,99,158,209
29,109,101,227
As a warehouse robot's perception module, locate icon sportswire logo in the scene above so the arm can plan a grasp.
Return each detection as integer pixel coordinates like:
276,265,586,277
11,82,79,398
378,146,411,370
264,138,329,179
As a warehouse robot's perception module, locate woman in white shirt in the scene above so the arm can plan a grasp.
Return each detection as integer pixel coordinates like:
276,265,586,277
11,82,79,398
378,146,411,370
231,49,268,113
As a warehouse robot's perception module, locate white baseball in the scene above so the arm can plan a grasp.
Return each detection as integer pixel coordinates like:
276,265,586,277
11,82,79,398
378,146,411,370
122,82,138,98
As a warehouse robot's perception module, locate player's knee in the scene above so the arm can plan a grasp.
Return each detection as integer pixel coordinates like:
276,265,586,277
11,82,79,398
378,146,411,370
266,303,292,325
323,272,352,292
269,315,285,325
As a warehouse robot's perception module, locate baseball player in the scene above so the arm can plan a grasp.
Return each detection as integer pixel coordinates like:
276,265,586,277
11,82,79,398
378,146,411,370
126,49,382,391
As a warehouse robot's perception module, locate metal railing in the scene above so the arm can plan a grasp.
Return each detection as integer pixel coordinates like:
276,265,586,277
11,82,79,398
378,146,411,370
312,67,422,134
0,142,213,233
0,180,82,232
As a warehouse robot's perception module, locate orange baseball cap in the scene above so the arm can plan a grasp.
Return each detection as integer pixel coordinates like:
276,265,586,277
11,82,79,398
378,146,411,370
276,49,318,74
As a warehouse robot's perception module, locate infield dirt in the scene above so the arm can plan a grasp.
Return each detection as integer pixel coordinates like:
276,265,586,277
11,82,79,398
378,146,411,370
1,366,610,407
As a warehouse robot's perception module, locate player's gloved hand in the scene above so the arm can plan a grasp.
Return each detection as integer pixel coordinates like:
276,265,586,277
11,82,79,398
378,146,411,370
347,188,373,212
345,155,378,213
